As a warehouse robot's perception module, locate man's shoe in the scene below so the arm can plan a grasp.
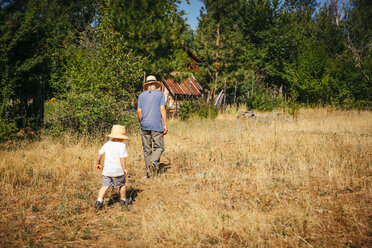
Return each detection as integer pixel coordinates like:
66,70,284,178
150,163,159,174
94,201,103,210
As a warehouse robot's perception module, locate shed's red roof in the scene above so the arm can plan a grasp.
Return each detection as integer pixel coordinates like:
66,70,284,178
162,76,202,96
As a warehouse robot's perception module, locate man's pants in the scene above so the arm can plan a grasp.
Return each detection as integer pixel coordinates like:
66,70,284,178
141,130,164,173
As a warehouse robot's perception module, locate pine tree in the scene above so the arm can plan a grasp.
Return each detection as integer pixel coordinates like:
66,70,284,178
109,0,189,76
0,0,96,132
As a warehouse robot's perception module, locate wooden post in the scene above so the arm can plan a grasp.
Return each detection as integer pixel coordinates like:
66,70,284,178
188,78,191,103
175,94,178,117
223,78,226,112
213,76,218,100
214,90,224,108
233,80,237,106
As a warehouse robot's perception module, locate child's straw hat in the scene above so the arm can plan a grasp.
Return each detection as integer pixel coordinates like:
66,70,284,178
107,125,130,140
143,75,162,91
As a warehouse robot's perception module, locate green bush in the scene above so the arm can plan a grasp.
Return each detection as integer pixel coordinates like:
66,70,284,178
0,95,18,141
179,102,193,120
353,100,371,111
0,117,17,141
194,100,218,119
50,14,143,102
247,88,284,111
179,99,218,120
44,91,137,136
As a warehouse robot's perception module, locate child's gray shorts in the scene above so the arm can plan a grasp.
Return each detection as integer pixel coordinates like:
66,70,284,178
102,175,126,188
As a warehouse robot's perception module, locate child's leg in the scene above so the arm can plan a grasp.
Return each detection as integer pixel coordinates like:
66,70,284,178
97,186,110,200
119,185,126,200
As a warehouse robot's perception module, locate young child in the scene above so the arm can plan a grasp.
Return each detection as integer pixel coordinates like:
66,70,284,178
95,125,130,209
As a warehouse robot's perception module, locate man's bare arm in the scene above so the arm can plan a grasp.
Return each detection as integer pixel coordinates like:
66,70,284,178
160,105,167,135
137,108,142,124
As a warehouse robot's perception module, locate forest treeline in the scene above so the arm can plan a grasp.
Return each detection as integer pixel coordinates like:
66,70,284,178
0,0,371,139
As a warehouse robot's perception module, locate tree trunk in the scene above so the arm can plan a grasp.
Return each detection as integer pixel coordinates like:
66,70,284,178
36,75,45,127
346,33,370,82
213,23,220,99
233,80,237,106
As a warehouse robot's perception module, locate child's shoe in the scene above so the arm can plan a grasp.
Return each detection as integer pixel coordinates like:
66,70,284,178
95,201,103,210
120,198,132,206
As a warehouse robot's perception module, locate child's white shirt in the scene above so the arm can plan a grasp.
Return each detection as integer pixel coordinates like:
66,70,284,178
99,141,128,177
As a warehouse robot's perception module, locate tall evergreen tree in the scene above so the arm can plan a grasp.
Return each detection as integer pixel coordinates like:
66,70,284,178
195,0,247,95
0,0,95,132
344,0,371,102
109,0,189,76
195,0,284,101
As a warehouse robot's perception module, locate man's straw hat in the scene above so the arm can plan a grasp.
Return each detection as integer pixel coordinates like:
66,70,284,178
143,75,162,91
107,125,129,140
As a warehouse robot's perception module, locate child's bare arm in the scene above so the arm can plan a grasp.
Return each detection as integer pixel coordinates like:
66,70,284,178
120,157,128,175
96,154,103,172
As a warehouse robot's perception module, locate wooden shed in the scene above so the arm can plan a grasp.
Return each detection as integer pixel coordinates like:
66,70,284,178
160,74,203,112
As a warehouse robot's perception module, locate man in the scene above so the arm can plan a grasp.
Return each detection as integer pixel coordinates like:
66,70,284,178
137,75,167,178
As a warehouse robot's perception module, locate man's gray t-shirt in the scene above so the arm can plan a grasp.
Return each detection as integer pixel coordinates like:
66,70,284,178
138,90,165,132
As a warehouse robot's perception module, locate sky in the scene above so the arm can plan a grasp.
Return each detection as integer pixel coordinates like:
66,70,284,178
178,0,205,30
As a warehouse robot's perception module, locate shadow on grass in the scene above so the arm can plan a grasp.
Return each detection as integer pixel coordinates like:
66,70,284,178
126,187,142,202
157,162,171,175
107,187,143,206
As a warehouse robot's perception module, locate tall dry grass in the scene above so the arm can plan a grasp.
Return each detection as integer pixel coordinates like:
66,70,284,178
0,108,371,247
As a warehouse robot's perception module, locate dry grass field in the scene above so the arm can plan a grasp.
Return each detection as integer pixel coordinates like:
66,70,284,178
0,108,371,247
